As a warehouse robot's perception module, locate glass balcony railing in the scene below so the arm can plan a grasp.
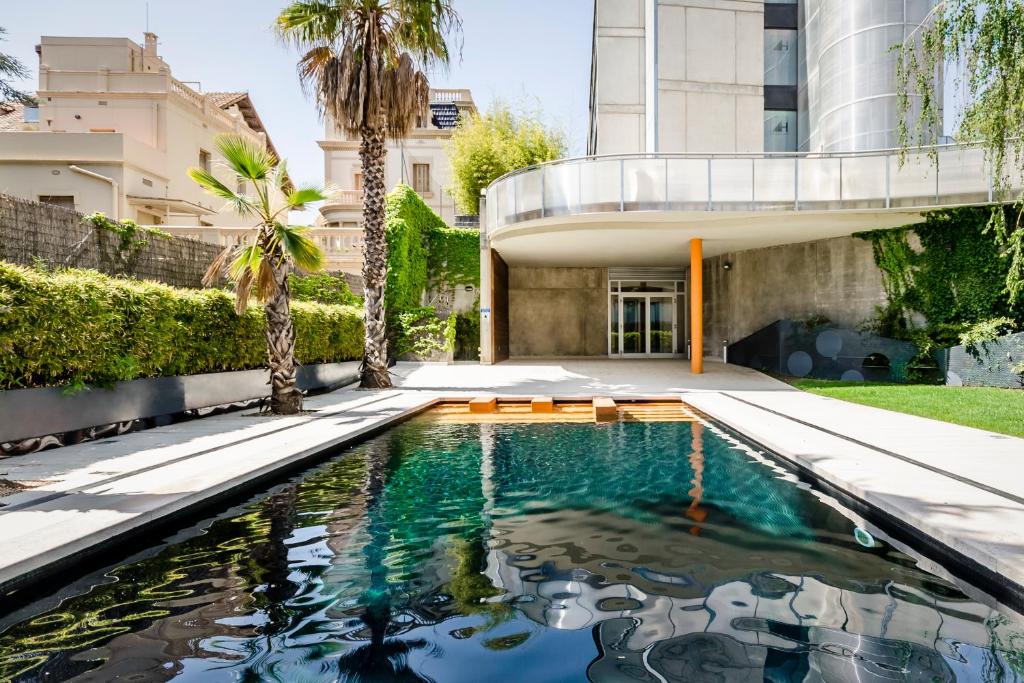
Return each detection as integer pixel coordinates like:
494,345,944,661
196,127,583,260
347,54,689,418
484,144,1012,232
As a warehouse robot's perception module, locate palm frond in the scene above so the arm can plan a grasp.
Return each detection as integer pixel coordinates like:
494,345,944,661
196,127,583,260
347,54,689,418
215,133,278,182
234,268,254,315
229,244,264,280
188,167,258,217
273,223,324,273
287,186,329,209
202,245,235,286
256,259,278,301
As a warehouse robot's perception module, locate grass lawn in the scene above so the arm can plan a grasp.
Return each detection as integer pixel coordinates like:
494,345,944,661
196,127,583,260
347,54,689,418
789,379,1024,438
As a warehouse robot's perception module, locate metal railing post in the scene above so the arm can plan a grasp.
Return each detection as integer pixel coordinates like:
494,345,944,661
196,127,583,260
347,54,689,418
619,159,625,212
794,157,799,211
707,158,713,210
541,169,546,218
885,155,891,208
664,157,669,208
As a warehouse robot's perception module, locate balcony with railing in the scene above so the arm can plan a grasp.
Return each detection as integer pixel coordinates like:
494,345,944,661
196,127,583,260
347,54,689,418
484,144,1017,233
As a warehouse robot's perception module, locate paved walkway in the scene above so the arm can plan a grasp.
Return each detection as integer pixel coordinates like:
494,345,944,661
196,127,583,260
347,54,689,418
1,360,1022,612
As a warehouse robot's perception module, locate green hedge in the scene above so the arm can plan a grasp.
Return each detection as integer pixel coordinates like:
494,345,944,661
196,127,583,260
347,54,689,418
0,262,363,390
289,272,362,306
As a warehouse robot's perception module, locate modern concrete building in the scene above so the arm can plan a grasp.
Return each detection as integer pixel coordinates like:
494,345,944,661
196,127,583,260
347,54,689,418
315,88,476,273
0,35,279,231
479,0,1012,371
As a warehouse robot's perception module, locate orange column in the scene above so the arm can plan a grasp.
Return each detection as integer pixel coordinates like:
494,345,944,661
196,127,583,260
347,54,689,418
690,239,703,374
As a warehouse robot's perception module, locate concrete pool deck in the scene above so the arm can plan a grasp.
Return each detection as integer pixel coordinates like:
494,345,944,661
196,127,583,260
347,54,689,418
1,359,1023,614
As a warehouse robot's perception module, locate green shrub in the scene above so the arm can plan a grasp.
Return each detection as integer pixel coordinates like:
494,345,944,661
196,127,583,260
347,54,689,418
393,306,456,358
0,262,363,389
289,272,361,306
454,308,480,361
383,185,481,357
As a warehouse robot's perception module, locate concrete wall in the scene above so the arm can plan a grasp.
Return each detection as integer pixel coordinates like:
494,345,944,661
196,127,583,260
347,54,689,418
509,267,608,357
701,235,885,359
656,0,764,154
591,0,764,155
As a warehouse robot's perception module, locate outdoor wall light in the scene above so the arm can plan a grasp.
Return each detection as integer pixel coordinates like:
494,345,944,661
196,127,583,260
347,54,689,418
723,262,732,270
465,285,474,292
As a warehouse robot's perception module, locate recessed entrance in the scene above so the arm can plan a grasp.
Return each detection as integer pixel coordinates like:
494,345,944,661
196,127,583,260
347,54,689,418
609,277,685,357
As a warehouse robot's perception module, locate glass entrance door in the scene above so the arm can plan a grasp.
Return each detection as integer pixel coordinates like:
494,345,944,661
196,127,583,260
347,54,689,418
649,297,674,355
618,296,674,356
622,297,646,355
609,279,682,358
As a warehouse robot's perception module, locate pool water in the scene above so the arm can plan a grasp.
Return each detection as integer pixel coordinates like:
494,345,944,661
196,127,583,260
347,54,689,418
1,416,1022,681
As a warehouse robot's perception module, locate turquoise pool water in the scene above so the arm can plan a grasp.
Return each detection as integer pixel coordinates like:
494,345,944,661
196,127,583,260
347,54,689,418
1,416,1022,681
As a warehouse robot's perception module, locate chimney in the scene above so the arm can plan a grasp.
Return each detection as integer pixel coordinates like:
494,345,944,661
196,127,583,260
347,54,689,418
144,32,158,57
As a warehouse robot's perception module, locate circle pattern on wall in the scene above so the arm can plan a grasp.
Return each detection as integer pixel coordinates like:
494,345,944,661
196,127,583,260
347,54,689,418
787,351,813,377
815,330,843,358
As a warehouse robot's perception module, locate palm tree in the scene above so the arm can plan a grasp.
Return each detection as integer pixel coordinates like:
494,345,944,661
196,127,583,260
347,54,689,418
190,133,328,414
276,0,461,388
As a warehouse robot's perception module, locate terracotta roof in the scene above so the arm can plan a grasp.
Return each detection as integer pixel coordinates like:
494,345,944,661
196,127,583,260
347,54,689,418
205,91,279,160
205,91,247,109
0,103,25,131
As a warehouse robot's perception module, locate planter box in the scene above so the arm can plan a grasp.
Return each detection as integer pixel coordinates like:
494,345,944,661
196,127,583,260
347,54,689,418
0,362,360,443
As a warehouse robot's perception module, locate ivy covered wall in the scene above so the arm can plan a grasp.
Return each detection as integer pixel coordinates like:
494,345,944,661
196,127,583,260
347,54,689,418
384,185,481,359
856,207,1024,347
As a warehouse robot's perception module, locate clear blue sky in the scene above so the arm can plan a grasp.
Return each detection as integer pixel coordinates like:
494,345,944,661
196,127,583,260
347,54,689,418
2,0,593,204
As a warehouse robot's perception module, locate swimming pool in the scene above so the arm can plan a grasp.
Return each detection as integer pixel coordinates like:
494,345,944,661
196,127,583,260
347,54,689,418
1,413,1022,681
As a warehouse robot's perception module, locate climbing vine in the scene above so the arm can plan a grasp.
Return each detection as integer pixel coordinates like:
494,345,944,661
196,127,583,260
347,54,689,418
857,207,1023,347
384,185,480,357
84,212,172,255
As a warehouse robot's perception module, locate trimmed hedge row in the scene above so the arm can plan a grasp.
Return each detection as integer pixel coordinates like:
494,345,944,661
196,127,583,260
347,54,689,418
0,262,363,390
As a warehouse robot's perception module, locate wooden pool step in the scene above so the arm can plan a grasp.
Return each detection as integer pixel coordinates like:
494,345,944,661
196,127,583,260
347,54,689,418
427,398,698,424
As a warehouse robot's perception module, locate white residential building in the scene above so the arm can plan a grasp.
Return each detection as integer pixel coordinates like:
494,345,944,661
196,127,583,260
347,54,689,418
0,34,278,233
316,88,476,273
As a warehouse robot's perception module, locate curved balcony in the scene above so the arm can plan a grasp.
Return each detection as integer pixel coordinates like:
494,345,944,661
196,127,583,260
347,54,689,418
483,143,1011,234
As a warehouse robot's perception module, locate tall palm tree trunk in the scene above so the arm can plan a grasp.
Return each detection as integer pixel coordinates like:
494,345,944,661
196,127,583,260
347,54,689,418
264,261,303,414
359,125,392,388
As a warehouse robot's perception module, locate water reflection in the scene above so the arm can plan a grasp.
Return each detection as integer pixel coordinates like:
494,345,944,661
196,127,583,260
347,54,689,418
0,418,1021,682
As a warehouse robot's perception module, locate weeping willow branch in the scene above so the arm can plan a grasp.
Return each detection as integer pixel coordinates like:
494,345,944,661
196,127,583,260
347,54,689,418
895,0,1024,303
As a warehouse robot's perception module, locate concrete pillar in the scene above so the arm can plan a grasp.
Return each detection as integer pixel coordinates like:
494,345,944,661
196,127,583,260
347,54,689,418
690,238,703,374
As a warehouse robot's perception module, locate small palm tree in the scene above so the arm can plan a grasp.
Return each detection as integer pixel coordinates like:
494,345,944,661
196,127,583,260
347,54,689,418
190,133,328,415
277,0,461,388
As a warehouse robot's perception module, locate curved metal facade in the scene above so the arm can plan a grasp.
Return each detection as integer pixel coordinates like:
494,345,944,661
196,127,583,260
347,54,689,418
802,0,936,152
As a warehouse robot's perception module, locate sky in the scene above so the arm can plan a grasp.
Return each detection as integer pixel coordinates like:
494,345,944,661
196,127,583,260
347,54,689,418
1,0,593,219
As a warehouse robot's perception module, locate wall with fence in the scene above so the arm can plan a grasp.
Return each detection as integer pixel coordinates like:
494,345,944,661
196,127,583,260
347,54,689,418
0,193,222,288
942,332,1024,389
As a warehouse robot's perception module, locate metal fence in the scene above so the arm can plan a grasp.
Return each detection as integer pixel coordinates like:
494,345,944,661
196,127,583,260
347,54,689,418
0,193,223,288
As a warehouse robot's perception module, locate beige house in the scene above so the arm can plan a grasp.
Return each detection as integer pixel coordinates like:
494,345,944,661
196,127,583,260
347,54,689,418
0,34,278,235
315,88,476,273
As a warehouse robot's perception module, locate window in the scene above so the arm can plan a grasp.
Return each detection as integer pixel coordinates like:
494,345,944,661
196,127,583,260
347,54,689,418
199,149,212,173
412,163,430,194
764,110,798,152
38,195,75,210
236,179,247,195
353,173,363,190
